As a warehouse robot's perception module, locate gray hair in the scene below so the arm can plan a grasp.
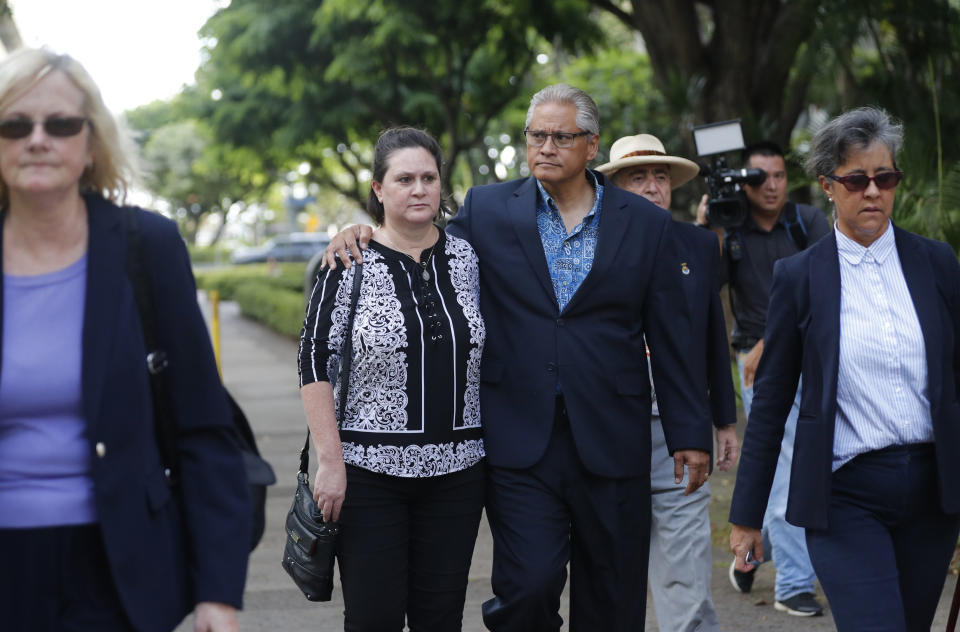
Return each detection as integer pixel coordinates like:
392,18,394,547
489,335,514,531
524,84,600,136
804,106,903,177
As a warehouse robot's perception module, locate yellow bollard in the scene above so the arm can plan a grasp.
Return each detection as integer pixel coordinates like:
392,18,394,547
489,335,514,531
210,290,222,381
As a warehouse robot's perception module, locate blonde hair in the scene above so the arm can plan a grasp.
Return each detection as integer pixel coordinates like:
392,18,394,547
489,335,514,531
0,47,138,206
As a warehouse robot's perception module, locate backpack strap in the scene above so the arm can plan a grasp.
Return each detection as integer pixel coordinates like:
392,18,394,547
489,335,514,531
781,202,809,251
724,228,744,263
122,208,179,483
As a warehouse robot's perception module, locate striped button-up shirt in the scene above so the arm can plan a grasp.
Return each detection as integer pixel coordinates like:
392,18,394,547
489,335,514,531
833,223,933,470
535,171,603,312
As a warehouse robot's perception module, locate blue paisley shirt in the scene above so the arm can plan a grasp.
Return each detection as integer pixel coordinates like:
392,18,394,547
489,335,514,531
535,171,604,311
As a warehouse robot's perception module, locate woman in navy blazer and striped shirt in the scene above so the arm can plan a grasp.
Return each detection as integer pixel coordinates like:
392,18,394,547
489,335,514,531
729,107,960,631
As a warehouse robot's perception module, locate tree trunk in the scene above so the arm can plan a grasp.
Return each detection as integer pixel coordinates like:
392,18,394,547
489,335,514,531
591,0,821,149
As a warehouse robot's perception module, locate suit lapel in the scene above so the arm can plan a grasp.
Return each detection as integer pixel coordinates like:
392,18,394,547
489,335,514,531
895,227,942,405
81,196,126,434
810,233,842,417
508,177,558,308
562,174,629,315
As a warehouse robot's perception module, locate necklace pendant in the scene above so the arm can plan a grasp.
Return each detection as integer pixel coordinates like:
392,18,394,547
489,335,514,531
421,268,430,281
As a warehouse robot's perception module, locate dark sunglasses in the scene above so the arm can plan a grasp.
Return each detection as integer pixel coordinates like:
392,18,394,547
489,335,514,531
0,116,89,140
826,171,903,192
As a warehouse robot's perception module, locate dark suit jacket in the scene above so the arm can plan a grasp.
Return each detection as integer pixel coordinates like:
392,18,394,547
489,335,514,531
730,226,960,530
0,195,251,632
447,172,712,478
673,222,737,431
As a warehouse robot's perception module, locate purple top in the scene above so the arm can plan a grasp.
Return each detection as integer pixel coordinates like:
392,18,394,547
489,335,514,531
0,255,96,528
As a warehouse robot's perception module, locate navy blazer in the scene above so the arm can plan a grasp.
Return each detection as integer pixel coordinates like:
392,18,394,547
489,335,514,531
673,222,737,431
0,195,251,632
730,226,960,530
447,172,712,478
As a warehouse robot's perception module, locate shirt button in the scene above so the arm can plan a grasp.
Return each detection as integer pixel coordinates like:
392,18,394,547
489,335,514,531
95,442,107,458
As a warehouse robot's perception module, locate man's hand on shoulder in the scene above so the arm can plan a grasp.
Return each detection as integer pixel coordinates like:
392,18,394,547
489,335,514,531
322,224,374,270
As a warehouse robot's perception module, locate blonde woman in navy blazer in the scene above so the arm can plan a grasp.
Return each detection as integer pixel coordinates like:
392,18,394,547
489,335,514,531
729,107,960,631
0,49,250,632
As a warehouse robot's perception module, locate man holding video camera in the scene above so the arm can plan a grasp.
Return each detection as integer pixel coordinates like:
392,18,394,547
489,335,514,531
697,141,830,617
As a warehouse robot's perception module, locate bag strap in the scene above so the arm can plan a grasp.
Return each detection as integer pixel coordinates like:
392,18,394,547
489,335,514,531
123,208,179,482
782,202,809,251
299,263,364,475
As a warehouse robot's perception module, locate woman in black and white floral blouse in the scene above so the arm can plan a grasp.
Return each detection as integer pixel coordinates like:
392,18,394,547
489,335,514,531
298,127,485,631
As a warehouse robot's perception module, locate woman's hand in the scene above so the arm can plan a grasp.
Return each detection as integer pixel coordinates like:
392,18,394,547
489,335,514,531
729,524,764,572
300,381,346,522
322,224,375,271
194,602,238,632
313,452,346,522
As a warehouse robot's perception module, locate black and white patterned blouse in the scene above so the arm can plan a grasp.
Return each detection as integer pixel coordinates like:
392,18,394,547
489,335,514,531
298,229,485,478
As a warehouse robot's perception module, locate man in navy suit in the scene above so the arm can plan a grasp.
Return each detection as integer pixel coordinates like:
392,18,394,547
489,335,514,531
323,85,713,630
449,86,713,631
597,133,739,632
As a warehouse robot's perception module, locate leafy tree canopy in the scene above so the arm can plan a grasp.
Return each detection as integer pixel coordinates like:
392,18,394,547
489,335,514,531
121,0,960,250
196,0,603,207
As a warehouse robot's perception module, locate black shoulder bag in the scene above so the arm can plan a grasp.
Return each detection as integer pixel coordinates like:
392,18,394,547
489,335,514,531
124,208,276,551
282,262,363,602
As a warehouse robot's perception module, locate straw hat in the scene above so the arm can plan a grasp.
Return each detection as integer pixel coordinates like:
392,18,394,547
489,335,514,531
596,134,700,189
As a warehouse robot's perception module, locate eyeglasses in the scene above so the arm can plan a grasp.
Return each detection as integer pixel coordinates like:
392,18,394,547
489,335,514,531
523,129,591,148
826,171,903,192
0,116,89,140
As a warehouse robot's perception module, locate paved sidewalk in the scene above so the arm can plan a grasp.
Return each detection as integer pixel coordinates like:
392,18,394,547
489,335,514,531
181,295,959,631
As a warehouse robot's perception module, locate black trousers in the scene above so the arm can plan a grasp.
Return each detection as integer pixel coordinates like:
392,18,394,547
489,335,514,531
482,399,651,631
0,524,135,632
805,444,960,632
336,461,485,631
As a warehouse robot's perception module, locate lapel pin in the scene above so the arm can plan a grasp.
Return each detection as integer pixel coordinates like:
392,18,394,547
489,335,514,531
681,262,691,276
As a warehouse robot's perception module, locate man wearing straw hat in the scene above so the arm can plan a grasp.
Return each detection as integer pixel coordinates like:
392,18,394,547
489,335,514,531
598,133,739,632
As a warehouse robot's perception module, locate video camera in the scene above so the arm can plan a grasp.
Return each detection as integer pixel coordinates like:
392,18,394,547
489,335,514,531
692,120,767,228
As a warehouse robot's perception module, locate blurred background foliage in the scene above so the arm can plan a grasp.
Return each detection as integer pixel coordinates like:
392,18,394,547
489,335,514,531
122,0,960,252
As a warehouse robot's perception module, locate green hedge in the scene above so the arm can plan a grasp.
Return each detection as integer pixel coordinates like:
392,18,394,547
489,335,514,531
187,244,232,265
194,263,305,299
232,281,307,339
195,263,308,339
